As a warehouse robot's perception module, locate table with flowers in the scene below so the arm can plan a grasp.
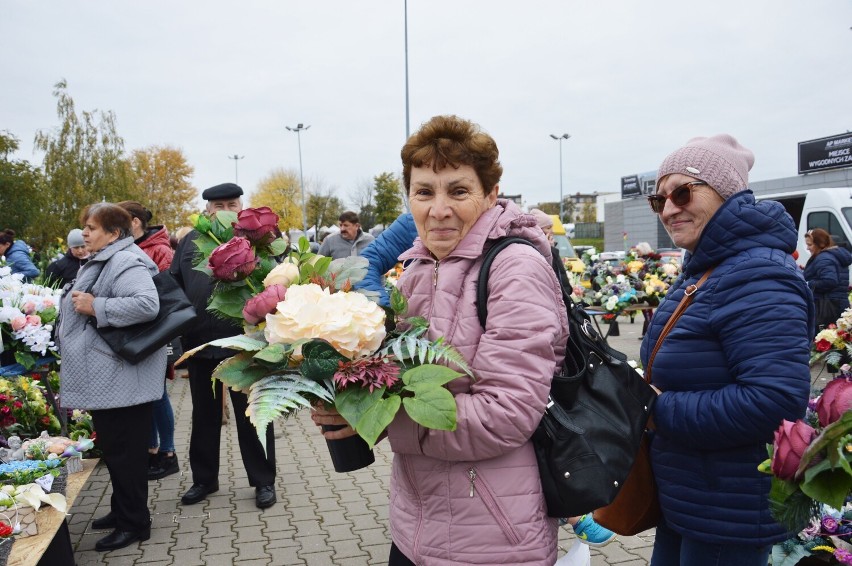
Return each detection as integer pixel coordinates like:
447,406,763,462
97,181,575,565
6,458,97,566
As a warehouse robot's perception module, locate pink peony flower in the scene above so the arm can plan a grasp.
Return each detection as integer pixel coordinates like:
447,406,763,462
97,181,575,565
25,315,41,327
10,316,27,331
334,357,401,393
233,207,280,246
822,516,839,533
771,419,817,481
42,299,55,309
242,284,287,325
22,302,36,315
816,377,852,427
208,237,258,281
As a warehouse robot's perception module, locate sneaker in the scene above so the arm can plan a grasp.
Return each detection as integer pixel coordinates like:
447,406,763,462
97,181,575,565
571,514,616,547
148,452,179,480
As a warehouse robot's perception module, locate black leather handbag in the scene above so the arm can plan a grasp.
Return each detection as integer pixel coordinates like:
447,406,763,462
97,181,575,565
85,263,197,365
477,237,657,518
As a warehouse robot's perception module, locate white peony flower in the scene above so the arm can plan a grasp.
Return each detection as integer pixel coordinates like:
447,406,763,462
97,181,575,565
262,260,300,289
264,283,386,359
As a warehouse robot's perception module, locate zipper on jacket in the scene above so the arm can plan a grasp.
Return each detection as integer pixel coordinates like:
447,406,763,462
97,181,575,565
432,260,439,289
463,466,522,545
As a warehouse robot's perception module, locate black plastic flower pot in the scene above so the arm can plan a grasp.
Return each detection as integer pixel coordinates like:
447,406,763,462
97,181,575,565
322,424,375,473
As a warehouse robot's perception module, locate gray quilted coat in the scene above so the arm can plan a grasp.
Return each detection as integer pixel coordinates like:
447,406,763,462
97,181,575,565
58,237,166,410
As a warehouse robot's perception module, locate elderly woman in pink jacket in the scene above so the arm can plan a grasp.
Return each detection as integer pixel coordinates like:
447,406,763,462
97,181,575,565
315,115,570,565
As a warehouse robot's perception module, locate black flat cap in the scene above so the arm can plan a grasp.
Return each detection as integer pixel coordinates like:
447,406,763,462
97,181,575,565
202,182,244,201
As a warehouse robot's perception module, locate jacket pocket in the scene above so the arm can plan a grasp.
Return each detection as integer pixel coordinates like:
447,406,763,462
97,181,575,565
466,466,522,545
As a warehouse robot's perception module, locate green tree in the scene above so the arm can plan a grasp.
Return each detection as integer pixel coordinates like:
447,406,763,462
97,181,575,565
373,172,403,227
307,191,344,232
128,145,199,231
0,132,50,249
250,168,304,231
33,79,138,239
348,178,376,231
580,202,597,223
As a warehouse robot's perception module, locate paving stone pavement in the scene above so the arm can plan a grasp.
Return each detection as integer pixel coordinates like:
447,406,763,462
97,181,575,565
68,317,657,565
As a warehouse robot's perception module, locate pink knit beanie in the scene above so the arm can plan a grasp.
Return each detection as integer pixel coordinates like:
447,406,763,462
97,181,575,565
656,134,755,200
529,208,554,229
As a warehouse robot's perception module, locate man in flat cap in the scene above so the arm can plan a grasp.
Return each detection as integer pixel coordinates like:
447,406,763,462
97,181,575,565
169,182,277,509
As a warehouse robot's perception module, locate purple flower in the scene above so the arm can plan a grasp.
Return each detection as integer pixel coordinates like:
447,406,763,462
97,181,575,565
822,516,839,534
834,549,852,565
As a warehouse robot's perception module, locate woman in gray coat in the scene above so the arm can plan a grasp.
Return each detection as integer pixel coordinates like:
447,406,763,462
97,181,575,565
58,203,166,552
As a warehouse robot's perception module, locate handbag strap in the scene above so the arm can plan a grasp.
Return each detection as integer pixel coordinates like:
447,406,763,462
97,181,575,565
645,267,715,383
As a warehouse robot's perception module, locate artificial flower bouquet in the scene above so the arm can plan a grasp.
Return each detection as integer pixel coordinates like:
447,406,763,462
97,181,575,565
761,372,852,565
812,308,852,368
180,207,470,457
0,268,61,370
581,273,639,317
0,375,61,439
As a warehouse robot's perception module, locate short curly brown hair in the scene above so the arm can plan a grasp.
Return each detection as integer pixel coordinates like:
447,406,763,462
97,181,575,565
401,115,502,195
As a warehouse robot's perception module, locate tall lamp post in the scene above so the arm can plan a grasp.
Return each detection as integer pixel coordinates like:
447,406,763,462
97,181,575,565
285,123,310,234
549,133,571,222
227,154,244,184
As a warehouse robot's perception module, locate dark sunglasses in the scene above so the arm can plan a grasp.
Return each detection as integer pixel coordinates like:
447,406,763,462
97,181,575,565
647,181,708,214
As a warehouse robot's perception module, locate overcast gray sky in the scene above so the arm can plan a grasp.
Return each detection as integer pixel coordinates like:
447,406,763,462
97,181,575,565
2,0,851,211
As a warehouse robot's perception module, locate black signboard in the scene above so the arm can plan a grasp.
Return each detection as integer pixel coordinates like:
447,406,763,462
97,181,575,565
799,133,852,174
621,174,640,199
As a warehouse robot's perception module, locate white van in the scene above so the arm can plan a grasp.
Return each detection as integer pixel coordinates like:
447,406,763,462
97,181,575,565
756,187,852,274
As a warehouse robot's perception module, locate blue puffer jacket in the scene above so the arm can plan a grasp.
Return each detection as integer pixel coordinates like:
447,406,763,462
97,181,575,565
640,190,812,545
5,240,39,282
354,213,417,307
803,246,852,305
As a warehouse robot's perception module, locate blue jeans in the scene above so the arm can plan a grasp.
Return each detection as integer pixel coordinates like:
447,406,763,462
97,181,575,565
149,381,175,453
651,520,771,566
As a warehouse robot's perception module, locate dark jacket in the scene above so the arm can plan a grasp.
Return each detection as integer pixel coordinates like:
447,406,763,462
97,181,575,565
4,240,39,282
45,251,87,289
803,246,852,305
640,190,812,545
169,229,242,358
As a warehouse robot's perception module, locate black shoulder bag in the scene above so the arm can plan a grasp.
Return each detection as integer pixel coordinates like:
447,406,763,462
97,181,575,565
85,261,198,365
477,237,658,518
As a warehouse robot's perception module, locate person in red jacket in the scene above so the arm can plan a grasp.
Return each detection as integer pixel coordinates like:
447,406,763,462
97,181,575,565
118,201,179,480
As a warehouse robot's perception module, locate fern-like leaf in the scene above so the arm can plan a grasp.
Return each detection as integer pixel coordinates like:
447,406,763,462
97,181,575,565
246,373,335,455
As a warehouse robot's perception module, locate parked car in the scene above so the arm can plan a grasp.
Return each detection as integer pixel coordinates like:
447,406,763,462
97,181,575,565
656,248,684,266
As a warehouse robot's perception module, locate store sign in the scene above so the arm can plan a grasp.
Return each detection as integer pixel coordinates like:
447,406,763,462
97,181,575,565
799,133,852,174
621,174,641,199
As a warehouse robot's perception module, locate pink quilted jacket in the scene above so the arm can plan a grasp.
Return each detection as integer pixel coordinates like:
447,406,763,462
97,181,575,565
388,200,568,565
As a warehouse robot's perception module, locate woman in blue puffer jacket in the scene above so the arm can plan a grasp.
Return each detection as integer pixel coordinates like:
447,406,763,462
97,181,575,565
803,227,852,329
0,229,39,282
641,135,812,566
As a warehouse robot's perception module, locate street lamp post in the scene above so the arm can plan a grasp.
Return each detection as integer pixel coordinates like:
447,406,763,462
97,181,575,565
285,123,310,234
549,133,571,222
227,154,244,184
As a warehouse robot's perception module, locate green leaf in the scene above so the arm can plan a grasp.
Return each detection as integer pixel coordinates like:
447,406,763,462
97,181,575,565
390,286,407,316
335,385,401,448
207,285,253,320
328,256,369,288
253,343,291,365
247,372,334,455
402,364,461,388
797,411,852,475
212,211,238,238
355,394,401,448
402,385,457,431
298,237,310,254
801,458,852,509
300,340,347,381
299,262,316,283
269,238,289,257
14,351,36,370
312,256,332,278
212,352,267,392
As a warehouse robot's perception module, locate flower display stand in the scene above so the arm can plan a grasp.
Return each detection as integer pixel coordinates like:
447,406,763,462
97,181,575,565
6,458,97,566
